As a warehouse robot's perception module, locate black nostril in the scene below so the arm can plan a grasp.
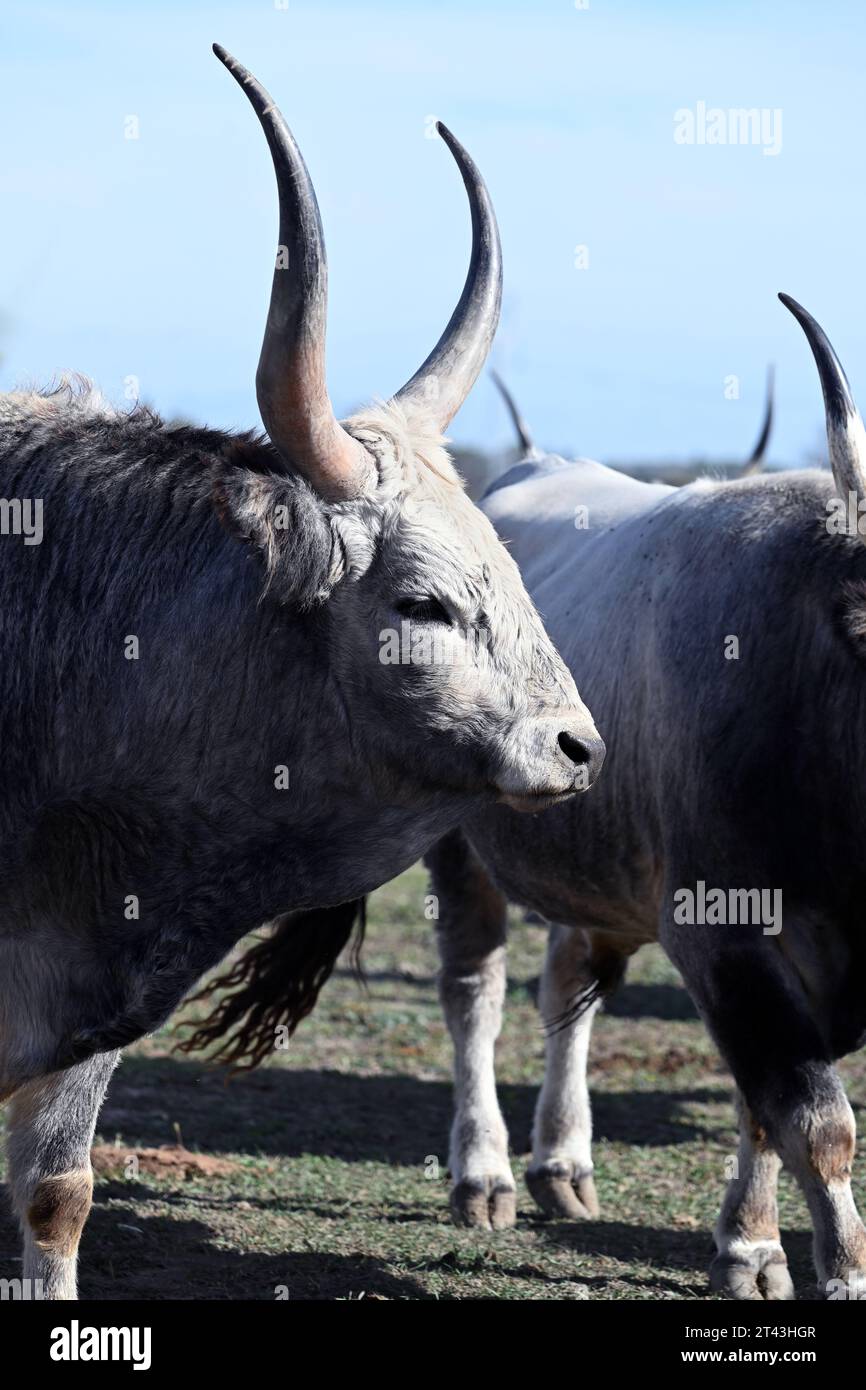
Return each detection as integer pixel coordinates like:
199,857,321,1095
558,731,591,766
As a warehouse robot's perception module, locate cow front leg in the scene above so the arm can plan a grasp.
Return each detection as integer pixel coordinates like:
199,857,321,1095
710,1090,794,1300
5,1050,120,1300
527,924,601,1220
425,830,515,1230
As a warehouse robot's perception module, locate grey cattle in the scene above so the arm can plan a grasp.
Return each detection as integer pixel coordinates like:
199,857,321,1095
491,364,775,484
419,296,866,1298
0,47,602,1300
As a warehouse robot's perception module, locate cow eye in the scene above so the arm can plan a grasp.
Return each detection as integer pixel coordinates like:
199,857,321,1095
395,597,454,626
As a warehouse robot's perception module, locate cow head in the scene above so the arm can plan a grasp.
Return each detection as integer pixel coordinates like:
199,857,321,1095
214,47,602,813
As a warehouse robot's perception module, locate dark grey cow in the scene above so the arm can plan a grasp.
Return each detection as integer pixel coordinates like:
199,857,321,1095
420,296,866,1299
0,47,602,1300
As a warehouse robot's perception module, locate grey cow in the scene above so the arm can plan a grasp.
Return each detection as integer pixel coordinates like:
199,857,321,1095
419,296,866,1299
0,48,602,1300
490,365,776,482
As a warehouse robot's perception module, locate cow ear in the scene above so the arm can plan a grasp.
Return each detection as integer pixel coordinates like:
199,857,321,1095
213,464,347,608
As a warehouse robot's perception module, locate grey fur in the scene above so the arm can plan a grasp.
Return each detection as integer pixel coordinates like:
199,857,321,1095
0,375,599,1295
428,301,866,1299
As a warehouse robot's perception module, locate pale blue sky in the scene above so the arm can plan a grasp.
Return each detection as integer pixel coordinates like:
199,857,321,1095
1,0,863,464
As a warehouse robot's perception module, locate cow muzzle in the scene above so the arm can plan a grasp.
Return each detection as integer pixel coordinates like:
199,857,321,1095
493,712,606,812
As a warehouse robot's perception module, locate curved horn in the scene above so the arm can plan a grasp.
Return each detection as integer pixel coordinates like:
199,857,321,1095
740,364,775,476
394,124,502,430
214,45,375,501
490,370,537,456
780,294,866,522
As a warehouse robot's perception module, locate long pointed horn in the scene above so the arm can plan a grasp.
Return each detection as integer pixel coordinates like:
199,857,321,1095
490,370,537,456
214,45,375,501
780,294,866,522
741,364,775,476
394,124,502,430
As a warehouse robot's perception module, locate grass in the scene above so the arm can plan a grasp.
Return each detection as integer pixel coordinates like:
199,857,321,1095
2,862,863,1300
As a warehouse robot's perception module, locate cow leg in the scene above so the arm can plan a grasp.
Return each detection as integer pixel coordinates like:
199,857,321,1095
4,1050,119,1300
425,829,515,1230
777,1073,866,1296
663,910,866,1298
710,1090,794,1300
526,924,601,1220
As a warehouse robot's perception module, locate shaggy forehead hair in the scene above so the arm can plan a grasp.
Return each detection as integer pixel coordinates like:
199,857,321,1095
344,398,496,606
345,398,461,497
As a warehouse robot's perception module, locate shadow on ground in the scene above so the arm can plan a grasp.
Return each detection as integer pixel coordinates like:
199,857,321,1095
0,1191,431,1300
0,1186,816,1302
95,1055,722,1162
530,1220,816,1299
605,981,699,1021
511,975,699,1022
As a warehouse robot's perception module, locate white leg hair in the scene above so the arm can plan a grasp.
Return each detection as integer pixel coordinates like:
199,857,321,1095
426,830,516,1230
5,1050,119,1300
710,1090,794,1300
527,924,600,1219
776,1082,866,1297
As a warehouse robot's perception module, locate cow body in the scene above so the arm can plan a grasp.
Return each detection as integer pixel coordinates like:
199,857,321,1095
480,450,866,1040
0,394,471,1083
0,381,601,1297
429,439,866,1296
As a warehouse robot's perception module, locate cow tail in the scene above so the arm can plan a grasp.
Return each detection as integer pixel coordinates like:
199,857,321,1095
176,898,366,1070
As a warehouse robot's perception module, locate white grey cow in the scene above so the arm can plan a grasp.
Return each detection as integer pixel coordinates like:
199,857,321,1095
424,297,866,1300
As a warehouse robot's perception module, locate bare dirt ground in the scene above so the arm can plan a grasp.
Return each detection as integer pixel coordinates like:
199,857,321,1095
1,863,861,1300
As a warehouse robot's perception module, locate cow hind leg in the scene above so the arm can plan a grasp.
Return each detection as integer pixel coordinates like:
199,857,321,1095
776,1075,866,1296
426,829,515,1230
664,905,866,1299
526,924,611,1220
710,1090,794,1300
5,1050,119,1300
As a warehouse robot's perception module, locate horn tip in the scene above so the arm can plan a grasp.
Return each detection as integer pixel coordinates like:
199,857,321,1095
435,121,458,149
213,43,243,75
778,292,804,318
779,293,819,336
782,294,856,433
